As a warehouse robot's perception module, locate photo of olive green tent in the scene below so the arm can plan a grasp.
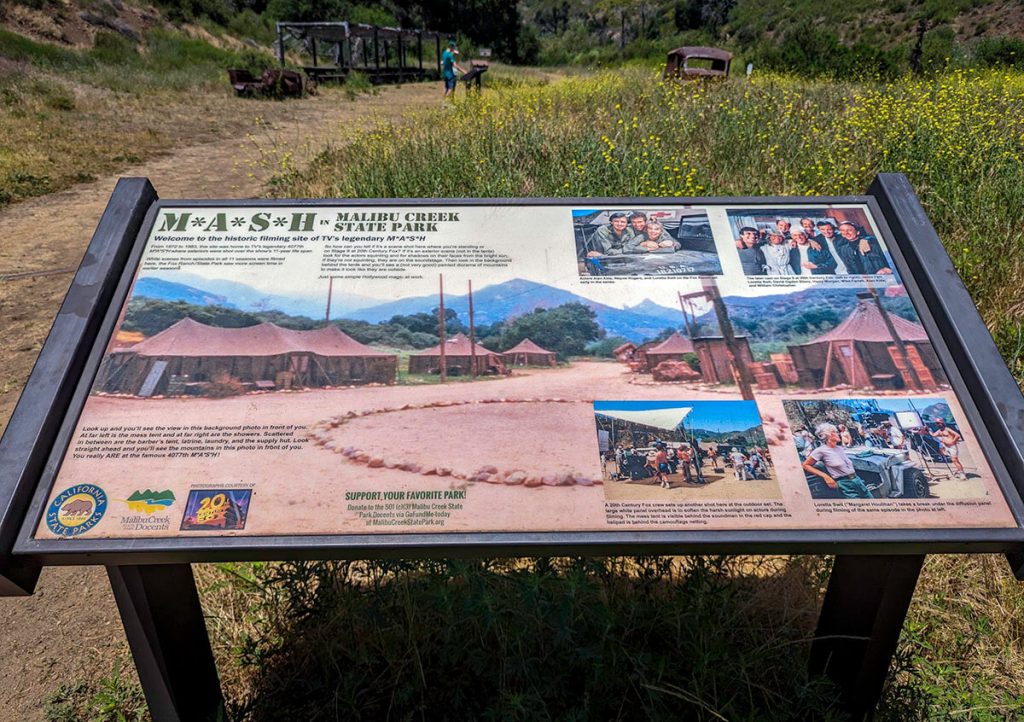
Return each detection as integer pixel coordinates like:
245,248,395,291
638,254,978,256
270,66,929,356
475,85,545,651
408,333,506,375
95,318,397,395
787,293,944,390
504,338,557,367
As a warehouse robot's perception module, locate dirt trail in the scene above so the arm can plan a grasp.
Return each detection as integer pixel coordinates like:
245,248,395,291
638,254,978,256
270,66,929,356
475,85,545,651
0,82,437,433
0,81,436,722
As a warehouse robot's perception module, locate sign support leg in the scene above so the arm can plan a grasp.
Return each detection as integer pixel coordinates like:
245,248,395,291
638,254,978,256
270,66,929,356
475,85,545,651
107,564,224,722
809,554,924,719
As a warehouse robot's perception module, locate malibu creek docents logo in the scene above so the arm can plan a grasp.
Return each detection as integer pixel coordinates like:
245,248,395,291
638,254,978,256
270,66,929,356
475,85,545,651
46,484,107,537
119,489,175,515
117,489,176,532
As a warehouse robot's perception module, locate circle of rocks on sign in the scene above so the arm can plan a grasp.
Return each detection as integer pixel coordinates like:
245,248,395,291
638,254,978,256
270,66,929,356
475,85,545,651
307,397,600,488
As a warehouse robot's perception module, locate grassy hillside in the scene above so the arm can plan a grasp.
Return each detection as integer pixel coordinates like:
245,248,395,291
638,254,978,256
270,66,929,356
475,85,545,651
0,2,281,206
522,0,1024,73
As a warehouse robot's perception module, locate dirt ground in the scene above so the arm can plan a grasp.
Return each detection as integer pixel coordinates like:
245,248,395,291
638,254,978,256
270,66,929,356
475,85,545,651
0,80,439,722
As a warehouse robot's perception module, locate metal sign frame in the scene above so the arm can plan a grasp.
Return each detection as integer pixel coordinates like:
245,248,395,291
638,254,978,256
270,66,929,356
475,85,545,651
7,177,1024,569
1,175,1023,719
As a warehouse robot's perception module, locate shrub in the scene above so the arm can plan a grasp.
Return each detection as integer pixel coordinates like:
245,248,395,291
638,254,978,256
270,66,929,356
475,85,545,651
974,36,1024,69
89,30,140,66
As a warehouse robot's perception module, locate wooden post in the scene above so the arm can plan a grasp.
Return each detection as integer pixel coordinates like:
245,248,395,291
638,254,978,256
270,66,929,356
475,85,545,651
418,32,423,71
469,280,477,378
374,27,380,73
276,23,285,66
325,277,333,325
822,340,835,388
438,274,447,382
868,287,922,391
677,291,696,336
311,36,318,68
701,278,755,400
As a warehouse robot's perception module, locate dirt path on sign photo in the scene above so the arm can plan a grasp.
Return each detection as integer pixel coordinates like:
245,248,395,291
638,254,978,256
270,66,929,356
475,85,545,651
0,81,438,722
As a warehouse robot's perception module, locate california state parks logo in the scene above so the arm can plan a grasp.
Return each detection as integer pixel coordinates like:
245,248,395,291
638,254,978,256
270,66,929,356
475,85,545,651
46,484,108,537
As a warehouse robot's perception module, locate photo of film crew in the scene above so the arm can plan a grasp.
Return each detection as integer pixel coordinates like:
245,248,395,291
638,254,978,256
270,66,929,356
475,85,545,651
783,398,985,501
727,209,894,278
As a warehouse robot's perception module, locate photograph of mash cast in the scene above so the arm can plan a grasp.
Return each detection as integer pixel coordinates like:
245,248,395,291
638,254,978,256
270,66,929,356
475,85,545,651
574,208,723,278
726,208,893,278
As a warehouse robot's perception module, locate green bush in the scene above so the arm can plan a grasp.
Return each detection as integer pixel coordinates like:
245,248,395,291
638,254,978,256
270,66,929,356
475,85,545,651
974,36,1024,69
89,30,140,66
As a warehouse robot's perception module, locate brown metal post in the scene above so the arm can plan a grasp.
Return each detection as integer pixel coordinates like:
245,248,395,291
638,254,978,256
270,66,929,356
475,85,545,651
374,27,380,73
469,280,477,378
311,36,318,67
438,274,447,383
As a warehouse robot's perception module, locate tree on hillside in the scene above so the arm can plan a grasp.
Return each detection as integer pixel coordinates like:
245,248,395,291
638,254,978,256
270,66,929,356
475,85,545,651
499,303,604,360
122,298,323,337
387,308,466,337
586,335,631,357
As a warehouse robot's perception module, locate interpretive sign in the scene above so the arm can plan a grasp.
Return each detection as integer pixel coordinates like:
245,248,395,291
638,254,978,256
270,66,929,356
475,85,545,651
4,176,1024,721
19,193,1022,547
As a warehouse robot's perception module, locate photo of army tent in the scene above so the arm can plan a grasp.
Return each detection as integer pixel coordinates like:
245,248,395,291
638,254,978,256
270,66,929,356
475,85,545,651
644,332,695,370
408,333,506,375
504,338,557,367
95,318,397,396
787,292,944,390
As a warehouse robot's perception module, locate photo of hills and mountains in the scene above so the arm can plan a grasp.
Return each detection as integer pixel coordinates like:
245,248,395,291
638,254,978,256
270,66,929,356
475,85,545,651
125,271,923,361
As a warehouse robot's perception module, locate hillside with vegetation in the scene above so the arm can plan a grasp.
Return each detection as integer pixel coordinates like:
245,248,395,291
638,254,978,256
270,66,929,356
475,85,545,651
522,0,1024,74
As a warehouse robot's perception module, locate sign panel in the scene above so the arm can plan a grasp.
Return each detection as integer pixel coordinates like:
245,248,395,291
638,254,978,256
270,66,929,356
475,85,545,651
32,201,1018,541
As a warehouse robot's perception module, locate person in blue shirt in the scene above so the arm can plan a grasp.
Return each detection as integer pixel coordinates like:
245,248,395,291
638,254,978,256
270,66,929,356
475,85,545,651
442,40,465,97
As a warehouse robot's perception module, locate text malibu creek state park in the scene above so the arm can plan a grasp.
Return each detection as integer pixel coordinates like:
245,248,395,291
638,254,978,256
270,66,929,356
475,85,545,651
157,211,462,234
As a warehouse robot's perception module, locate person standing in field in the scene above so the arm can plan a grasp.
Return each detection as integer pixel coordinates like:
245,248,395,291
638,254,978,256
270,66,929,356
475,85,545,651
442,40,465,98
803,423,873,498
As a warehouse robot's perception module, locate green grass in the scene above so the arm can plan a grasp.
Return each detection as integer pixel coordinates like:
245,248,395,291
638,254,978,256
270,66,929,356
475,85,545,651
206,557,845,721
0,25,282,207
44,662,147,722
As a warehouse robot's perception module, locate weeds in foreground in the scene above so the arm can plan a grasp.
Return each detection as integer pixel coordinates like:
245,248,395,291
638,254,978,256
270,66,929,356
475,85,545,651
201,556,843,721
45,661,147,722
